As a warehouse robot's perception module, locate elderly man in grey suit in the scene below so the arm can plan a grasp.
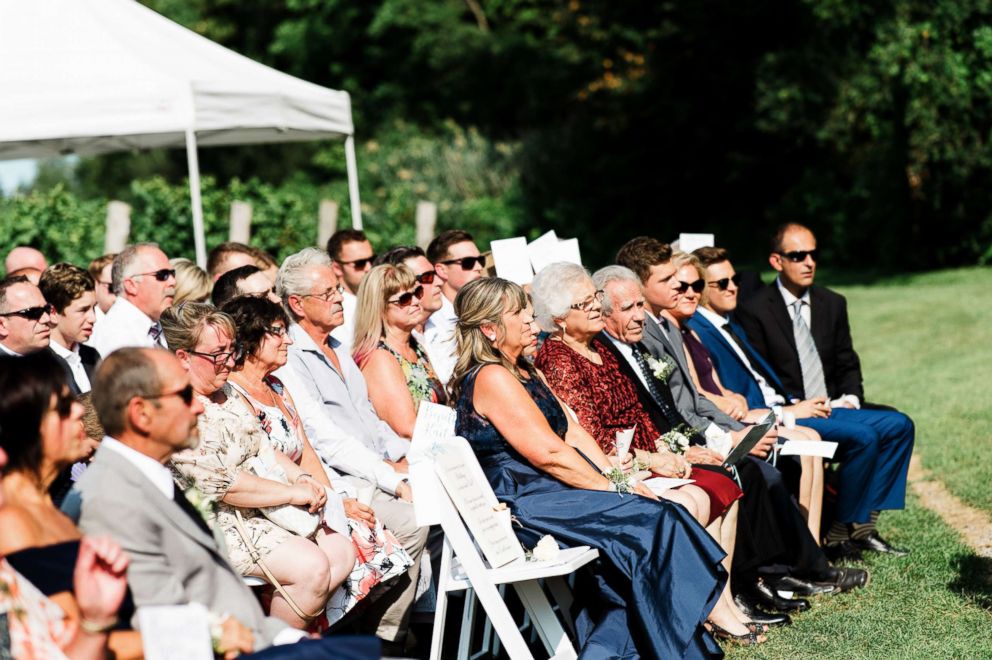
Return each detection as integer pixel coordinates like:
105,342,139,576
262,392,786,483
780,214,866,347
77,348,369,658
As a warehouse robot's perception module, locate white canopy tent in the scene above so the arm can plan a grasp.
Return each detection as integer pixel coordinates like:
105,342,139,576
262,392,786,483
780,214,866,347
0,0,362,267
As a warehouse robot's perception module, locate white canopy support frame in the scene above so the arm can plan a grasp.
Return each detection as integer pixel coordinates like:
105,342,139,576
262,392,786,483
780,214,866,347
0,0,363,266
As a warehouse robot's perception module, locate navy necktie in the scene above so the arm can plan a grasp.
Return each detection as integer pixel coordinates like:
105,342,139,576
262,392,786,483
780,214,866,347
630,343,682,428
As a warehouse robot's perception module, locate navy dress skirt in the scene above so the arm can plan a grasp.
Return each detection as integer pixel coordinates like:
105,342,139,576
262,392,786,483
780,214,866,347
454,369,727,659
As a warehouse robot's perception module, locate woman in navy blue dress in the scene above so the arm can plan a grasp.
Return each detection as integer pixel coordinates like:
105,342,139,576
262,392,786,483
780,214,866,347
449,278,762,658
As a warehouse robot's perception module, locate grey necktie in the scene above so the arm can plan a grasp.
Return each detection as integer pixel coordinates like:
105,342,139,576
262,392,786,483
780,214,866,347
791,299,827,398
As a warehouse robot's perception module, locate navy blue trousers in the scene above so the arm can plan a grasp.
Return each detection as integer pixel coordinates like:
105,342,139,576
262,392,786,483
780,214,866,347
799,408,915,524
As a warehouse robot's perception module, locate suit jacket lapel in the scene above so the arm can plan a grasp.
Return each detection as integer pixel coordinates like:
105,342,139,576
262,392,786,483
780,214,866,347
808,287,831,356
766,287,798,353
598,335,672,433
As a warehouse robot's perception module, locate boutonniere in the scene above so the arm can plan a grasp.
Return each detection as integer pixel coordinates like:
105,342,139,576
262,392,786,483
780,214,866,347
645,354,676,383
184,485,218,528
656,424,695,455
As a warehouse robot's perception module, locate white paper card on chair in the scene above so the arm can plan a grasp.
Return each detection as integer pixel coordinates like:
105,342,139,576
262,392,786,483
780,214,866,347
527,229,559,274
643,477,695,495
434,439,526,567
409,402,458,527
555,238,583,266
490,237,534,285
673,233,714,253
779,440,838,459
614,427,635,458
138,603,213,660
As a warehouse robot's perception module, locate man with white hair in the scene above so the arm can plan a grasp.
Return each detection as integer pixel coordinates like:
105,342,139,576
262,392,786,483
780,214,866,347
0,275,53,356
274,247,426,652
90,243,176,357
4,246,48,275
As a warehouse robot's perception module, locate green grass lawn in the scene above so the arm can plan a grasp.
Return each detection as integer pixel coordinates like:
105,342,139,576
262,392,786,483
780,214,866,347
728,266,992,658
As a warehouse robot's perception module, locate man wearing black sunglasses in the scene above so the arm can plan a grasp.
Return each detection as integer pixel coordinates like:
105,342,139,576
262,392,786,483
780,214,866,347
735,225,915,557
327,229,376,352
424,230,486,384
0,275,54,356
91,243,176,358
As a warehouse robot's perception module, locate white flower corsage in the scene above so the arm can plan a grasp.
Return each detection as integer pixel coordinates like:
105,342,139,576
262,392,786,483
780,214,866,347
645,354,676,384
531,535,561,562
656,424,694,455
184,485,218,529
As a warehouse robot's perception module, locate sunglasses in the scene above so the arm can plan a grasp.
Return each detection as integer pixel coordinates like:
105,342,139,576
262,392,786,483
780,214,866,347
0,303,54,321
145,383,195,406
440,256,486,271
388,285,425,307
777,249,819,263
338,256,376,270
188,345,244,366
130,268,176,282
709,273,742,291
414,270,436,285
674,280,705,294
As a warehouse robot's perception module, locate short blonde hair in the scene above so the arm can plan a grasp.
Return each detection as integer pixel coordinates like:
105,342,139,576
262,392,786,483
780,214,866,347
160,301,236,353
351,264,417,367
170,258,212,305
671,250,705,281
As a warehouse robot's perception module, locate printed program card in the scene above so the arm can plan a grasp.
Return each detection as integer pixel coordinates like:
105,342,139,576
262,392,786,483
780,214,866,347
779,440,838,459
490,237,534,285
409,402,458,527
138,603,213,660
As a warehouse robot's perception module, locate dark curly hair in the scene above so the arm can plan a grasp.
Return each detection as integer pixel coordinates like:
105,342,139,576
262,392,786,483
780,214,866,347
220,296,290,368
0,351,71,477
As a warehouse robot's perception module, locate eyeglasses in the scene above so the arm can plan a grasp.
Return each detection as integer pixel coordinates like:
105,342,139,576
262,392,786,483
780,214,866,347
302,284,345,302
144,383,195,406
337,256,376,270
188,345,244,366
0,303,54,321
674,280,705,294
266,325,288,337
414,270,436,285
569,290,605,312
440,256,486,271
708,274,742,291
129,268,176,282
388,285,425,307
777,249,819,263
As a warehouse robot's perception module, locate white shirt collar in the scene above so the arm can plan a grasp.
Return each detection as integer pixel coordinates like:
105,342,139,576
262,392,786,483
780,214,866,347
428,294,457,328
696,306,728,328
775,276,810,307
112,297,156,327
289,322,336,354
0,342,21,357
101,436,175,499
49,339,79,361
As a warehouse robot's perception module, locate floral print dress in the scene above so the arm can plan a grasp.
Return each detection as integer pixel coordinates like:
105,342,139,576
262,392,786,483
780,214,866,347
0,559,71,660
379,338,447,409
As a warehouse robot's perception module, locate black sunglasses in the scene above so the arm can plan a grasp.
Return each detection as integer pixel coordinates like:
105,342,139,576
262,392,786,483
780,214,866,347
145,383,195,406
131,268,176,282
388,285,425,307
440,256,486,271
338,256,376,270
674,280,705,294
0,303,54,320
778,249,819,263
709,273,742,291
414,270,436,285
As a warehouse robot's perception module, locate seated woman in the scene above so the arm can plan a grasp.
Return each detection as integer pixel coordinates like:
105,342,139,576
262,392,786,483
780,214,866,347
451,277,765,656
667,251,824,539
160,303,354,630
221,296,413,624
170,257,212,305
352,264,447,439
0,352,139,659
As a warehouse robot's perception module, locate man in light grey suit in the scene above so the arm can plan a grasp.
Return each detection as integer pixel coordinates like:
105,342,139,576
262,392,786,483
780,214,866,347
77,348,308,654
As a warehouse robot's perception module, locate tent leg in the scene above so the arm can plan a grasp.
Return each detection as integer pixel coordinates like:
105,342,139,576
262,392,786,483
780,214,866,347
344,134,362,230
185,128,208,269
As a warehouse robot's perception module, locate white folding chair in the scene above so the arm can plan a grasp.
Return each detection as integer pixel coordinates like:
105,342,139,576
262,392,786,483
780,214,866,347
427,439,599,660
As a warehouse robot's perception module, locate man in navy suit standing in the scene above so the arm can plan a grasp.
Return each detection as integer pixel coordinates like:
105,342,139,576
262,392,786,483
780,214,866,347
701,232,914,557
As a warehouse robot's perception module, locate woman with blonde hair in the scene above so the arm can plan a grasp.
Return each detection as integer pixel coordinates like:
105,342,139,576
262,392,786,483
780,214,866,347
352,264,446,439
170,258,212,305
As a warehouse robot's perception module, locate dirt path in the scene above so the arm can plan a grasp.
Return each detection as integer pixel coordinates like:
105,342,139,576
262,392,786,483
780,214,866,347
908,454,992,557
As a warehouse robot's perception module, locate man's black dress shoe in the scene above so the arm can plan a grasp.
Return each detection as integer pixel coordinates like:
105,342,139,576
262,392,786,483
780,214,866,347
815,566,870,592
768,575,835,597
851,531,909,557
733,592,792,627
745,578,810,613
822,540,864,563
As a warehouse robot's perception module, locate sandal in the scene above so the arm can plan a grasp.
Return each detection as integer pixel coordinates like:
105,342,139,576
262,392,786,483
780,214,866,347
708,621,766,646
744,621,769,634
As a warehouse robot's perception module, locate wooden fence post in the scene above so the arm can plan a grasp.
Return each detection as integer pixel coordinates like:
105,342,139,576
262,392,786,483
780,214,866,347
104,201,131,253
229,201,252,244
317,199,339,248
415,200,437,250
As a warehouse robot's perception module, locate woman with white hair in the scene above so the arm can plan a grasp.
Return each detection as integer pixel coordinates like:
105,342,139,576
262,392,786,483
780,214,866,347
449,277,757,656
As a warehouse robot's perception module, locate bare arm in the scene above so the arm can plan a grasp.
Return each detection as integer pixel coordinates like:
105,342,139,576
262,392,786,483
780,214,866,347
361,349,418,438
473,365,611,491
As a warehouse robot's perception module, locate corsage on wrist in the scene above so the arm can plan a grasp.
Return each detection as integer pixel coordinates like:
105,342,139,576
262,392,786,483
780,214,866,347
602,465,634,497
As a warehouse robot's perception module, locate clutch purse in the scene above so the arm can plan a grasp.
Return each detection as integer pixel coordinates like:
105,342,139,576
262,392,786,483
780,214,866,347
245,452,321,538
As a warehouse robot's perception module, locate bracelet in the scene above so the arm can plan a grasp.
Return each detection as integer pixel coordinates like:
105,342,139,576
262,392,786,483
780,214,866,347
294,473,313,484
80,615,118,634
602,465,633,497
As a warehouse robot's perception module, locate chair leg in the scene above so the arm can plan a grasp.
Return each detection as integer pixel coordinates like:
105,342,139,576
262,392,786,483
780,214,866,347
457,588,476,660
513,581,577,660
429,540,454,660
546,576,576,636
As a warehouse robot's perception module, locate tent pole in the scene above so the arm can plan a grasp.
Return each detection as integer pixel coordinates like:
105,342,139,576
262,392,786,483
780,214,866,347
185,128,208,269
344,134,362,230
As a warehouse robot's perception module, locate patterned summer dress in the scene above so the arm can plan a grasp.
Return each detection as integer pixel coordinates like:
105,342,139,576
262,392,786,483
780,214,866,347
0,558,71,660
378,338,447,410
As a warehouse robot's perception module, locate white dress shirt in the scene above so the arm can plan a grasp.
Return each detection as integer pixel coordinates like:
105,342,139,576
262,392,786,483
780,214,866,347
100,436,175,499
422,294,458,386
0,342,21,356
90,298,166,357
50,340,91,393
330,290,357,353
775,278,860,409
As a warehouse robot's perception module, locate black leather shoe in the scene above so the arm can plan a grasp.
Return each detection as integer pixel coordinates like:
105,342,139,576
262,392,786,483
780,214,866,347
851,531,909,556
768,575,835,597
733,593,792,627
814,566,870,592
823,540,864,563
745,578,810,613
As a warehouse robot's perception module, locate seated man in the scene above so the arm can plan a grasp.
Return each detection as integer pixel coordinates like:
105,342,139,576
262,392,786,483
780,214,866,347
77,348,376,658
90,243,176,356
212,264,281,307
4,245,47,275
731,225,915,556
274,247,427,651
327,229,376,352
0,275,53,357
39,263,101,394
375,245,445,336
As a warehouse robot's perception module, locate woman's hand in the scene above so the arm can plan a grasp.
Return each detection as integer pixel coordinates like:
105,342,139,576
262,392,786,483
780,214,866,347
343,499,377,526
633,482,660,501
685,445,724,466
608,450,635,474
650,452,690,478
289,482,326,513
73,536,129,629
